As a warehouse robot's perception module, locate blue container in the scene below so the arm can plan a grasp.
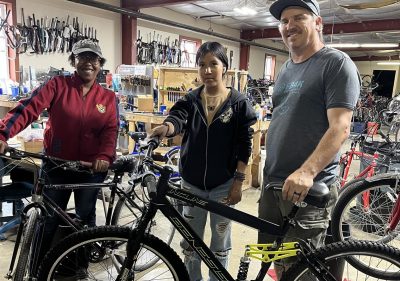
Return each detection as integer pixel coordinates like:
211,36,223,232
11,86,19,97
352,122,365,134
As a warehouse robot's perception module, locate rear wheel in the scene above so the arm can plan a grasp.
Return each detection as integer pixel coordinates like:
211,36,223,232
284,240,400,280
37,226,189,281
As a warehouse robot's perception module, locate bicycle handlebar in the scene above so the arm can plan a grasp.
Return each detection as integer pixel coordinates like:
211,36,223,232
2,147,92,173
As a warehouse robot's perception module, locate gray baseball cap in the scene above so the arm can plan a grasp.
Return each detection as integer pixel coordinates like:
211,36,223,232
72,39,104,58
270,0,320,20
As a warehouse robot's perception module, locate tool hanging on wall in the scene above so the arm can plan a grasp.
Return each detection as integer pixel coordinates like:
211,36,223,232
0,8,100,55
135,30,182,66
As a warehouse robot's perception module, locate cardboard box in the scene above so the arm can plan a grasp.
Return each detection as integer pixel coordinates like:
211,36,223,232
20,139,44,153
243,160,253,190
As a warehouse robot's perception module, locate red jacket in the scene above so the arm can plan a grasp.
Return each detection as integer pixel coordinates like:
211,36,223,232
0,73,118,163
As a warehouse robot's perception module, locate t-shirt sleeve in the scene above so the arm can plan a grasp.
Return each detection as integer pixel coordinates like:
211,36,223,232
324,57,361,110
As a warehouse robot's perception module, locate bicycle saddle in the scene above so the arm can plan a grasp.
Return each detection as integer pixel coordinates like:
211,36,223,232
265,181,330,208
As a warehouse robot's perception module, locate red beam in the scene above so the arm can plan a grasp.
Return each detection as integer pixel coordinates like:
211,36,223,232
122,0,193,9
239,44,250,71
121,0,137,64
351,55,400,61
241,19,400,40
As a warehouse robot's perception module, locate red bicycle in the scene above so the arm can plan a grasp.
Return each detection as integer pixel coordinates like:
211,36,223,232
338,132,395,188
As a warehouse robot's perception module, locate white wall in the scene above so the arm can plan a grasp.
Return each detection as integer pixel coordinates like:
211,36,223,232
15,1,243,74
248,39,288,79
355,61,400,96
17,0,121,74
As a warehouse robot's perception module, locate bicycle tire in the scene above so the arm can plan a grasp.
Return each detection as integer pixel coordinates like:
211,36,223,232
36,226,189,281
284,240,400,280
14,208,40,281
332,177,399,245
111,186,176,243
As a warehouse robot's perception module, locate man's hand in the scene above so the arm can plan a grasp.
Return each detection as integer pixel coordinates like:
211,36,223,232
223,180,243,205
92,159,109,173
283,169,314,203
0,140,8,154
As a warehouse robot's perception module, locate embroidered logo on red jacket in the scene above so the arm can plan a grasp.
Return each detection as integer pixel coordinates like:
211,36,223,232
96,104,106,113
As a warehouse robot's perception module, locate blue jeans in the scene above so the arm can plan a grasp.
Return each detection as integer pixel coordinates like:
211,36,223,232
180,179,234,281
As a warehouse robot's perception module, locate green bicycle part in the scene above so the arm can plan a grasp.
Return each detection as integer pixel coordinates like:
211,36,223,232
244,242,300,263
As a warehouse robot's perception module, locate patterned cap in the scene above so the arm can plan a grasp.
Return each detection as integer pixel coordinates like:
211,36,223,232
72,39,103,58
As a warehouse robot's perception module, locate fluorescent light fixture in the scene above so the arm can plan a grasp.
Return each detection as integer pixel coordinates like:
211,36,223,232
361,43,398,48
326,43,399,48
327,43,360,48
377,62,400,66
233,7,257,16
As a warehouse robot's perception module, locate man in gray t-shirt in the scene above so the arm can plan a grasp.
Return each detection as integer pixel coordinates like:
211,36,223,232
258,0,360,278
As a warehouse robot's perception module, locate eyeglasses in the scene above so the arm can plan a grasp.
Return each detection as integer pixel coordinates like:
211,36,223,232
75,54,101,64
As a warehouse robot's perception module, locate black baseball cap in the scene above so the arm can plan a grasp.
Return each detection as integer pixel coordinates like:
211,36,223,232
72,39,104,58
270,0,320,20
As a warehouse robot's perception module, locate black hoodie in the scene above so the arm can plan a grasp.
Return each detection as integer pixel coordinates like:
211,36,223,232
165,86,257,190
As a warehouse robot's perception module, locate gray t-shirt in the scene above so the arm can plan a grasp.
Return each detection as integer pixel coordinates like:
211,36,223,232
264,47,361,184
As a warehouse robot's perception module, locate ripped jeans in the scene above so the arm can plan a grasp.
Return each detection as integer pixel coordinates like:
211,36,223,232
180,179,234,281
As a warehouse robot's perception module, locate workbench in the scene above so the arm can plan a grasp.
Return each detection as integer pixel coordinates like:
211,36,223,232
0,97,19,118
125,112,270,188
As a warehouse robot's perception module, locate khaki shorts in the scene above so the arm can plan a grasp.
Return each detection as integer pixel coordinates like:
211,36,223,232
257,179,339,247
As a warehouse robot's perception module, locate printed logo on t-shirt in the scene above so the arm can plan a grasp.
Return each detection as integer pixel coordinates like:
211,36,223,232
220,107,233,123
273,80,304,116
96,104,106,113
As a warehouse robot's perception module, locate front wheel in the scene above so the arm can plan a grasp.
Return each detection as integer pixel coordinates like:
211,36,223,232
14,208,40,281
284,240,400,280
37,226,189,281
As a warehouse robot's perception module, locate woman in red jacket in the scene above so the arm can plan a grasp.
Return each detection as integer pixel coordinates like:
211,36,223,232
0,39,118,276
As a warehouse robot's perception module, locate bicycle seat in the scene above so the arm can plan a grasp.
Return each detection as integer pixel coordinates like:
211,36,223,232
265,181,330,208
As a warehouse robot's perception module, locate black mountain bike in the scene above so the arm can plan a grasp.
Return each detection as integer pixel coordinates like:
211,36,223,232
36,138,400,281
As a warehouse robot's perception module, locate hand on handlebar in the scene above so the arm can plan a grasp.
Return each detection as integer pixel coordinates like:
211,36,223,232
92,159,109,173
149,122,174,141
0,140,8,154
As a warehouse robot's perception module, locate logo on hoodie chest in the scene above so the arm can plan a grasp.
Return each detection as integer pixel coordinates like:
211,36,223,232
96,104,106,113
219,107,233,123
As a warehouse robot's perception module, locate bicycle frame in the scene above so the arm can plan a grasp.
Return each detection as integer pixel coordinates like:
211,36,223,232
340,143,380,187
118,160,335,281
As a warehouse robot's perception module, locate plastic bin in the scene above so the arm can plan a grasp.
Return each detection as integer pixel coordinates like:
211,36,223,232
352,122,365,134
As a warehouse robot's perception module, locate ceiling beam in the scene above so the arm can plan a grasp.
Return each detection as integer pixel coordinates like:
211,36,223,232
241,19,400,40
121,0,193,9
68,0,288,54
351,55,400,61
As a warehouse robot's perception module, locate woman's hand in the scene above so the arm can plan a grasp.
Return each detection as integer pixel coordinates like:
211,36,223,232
92,159,109,173
224,180,243,205
0,140,8,154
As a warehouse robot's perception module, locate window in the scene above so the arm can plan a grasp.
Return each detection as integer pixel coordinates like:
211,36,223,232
264,55,276,80
179,36,201,68
0,3,9,91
